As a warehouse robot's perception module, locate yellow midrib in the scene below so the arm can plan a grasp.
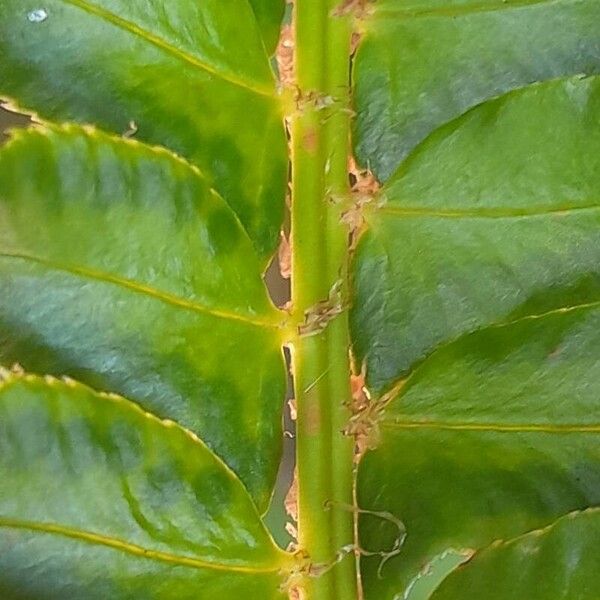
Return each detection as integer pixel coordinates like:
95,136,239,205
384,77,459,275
373,202,600,220
382,420,600,434
0,252,282,330
59,0,275,97
0,517,284,574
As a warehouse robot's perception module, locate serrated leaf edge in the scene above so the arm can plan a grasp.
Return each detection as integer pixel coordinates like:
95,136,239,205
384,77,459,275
428,506,600,595
374,298,600,410
0,122,288,329
0,106,283,267
371,73,596,197
0,367,293,571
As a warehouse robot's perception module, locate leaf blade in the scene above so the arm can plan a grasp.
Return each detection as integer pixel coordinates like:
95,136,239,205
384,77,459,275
0,126,286,510
0,372,289,599
354,0,600,181
352,76,600,598
0,0,287,258
358,306,600,598
431,510,600,600
352,76,600,393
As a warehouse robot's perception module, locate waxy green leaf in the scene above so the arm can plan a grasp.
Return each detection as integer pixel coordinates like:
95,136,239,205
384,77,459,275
0,372,289,599
358,306,600,599
354,0,600,181
352,76,600,598
2,0,600,597
0,0,287,258
0,126,286,510
432,510,600,600
352,76,600,393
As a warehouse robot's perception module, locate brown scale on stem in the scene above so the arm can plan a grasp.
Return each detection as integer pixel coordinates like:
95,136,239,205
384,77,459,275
297,280,346,336
345,360,381,461
276,22,295,92
346,363,407,462
342,157,380,251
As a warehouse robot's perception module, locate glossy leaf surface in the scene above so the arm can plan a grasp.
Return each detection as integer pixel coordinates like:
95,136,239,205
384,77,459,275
0,372,288,599
352,49,600,600
2,0,600,597
0,0,286,258
354,0,600,181
432,510,600,600
352,76,600,394
358,305,600,598
0,126,286,510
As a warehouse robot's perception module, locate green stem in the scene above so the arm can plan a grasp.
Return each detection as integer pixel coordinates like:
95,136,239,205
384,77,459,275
291,2,357,599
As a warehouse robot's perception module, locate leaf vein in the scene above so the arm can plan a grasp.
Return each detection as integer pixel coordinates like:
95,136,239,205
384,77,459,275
0,518,281,573
373,0,563,21
374,203,600,220
381,420,600,433
0,252,281,330
376,299,600,406
58,0,274,97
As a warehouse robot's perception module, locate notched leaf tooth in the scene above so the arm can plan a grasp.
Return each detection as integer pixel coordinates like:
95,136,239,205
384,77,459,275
122,120,138,138
0,363,28,386
60,375,78,387
10,363,25,375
